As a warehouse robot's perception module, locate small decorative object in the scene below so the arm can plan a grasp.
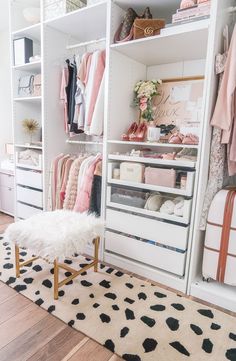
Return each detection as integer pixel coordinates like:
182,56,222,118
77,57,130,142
113,168,120,180
44,0,87,20
180,175,187,189
133,19,165,40
13,37,33,65
23,7,40,24
147,121,161,142
134,79,162,123
180,0,196,9
22,119,40,144
29,55,41,63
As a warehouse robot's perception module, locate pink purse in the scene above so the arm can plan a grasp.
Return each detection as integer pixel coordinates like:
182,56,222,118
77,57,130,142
145,167,176,188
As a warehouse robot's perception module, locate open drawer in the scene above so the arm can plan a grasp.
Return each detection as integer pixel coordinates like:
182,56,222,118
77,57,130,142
16,168,42,190
107,186,192,225
17,185,43,208
108,162,195,196
106,208,189,250
105,231,186,276
17,202,43,219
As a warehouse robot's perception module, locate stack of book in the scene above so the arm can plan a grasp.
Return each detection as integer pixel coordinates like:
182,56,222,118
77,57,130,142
172,1,211,24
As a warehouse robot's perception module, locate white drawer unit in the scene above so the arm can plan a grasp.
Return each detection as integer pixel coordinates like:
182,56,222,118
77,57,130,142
106,208,189,251
17,202,43,219
17,185,43,208
16,168,43,190
0,172,14,188
105,231,186,276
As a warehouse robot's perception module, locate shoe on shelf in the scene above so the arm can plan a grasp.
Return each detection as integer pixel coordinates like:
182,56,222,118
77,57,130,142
129,122,147,142
168,132,184,144
182,133,199,145
122,122,138,141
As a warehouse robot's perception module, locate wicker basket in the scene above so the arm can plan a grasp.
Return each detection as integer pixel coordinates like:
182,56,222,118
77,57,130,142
44,0,87,20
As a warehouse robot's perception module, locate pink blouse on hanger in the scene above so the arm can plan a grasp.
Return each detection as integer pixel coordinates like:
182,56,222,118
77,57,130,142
86,50,106,127
211,25,236,175
73,154,102,213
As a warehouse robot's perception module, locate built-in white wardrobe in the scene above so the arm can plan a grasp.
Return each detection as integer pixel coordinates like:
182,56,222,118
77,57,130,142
9,0,236,312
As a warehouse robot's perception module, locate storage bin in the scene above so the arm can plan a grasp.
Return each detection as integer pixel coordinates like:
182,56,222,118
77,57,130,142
16,151,42,171
17,202,43,219
145,167,176,188
105,231,186,276
106,186,192,225
106,208,189,250
16,168,42,190
44,0,87,20
17,185,43,208
120,162,145,183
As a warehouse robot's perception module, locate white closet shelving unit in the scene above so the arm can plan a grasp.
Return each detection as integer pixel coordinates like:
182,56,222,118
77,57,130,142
9,0,236,310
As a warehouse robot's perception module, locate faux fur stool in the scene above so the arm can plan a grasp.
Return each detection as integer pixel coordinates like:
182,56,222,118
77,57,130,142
4,210,103,300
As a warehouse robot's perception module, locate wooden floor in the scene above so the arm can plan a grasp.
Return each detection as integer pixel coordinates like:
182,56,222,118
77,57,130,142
0,282,121,361
0,213,235,361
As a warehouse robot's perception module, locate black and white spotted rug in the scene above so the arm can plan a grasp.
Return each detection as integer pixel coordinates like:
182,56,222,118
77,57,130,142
0,238,236,361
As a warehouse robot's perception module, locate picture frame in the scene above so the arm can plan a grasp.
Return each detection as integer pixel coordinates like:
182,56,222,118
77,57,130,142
152,76,205,132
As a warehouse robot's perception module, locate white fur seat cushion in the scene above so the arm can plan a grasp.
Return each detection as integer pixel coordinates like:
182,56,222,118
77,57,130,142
4,210,104,261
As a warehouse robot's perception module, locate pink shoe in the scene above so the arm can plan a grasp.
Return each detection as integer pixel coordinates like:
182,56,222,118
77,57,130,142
182,133,199,145
168,132,184,144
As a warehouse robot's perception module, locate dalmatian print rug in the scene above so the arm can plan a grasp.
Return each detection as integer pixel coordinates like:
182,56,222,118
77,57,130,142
0,237,236,361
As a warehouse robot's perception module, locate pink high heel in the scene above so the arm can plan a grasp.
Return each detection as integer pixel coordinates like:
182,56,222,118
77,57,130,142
122,122,138,141
129,122,147,142
182,133,199,145
168,132,184,144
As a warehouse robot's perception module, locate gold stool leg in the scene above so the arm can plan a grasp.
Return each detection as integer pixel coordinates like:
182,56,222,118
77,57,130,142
94,237,100,272
54,258,59,300
15,245,20,278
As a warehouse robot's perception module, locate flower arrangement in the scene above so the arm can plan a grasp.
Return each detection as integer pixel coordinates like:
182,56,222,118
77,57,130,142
134,79,162,122
22,118,40,144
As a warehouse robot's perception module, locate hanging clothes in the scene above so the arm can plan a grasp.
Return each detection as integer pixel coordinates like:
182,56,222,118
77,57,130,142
89,160,102,216
60,67,69,134
211,24,236,176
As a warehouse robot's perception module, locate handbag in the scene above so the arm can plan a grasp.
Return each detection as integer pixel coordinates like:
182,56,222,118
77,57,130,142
120,162,145,183
33,74,41,96
18,75,34,96
133,19,165,40
114,7,153,43
145,167,176,188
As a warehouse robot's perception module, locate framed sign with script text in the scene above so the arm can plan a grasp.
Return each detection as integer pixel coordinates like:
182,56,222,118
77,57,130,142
152,77,204,130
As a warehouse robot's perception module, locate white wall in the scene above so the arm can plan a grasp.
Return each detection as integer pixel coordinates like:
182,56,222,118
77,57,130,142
0,26,12,159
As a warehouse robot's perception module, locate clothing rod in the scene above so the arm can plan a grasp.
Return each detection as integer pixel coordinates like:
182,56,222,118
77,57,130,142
66,37,106,50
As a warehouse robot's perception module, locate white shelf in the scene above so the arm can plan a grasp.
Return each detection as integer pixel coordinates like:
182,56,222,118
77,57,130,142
12,23,41,41
45,2,107,42
108,178,190,196
110,19,210,66
67,140,103,145
107,201,190,225
16,163,42,171
108,140,199,149
14,96,41,102
15,144,42,150
191,279,236,313
13,61,41,72
108,154,196,168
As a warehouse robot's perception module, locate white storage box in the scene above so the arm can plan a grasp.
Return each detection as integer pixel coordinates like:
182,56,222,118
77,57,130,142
16,151,42,171
16,168,42,190
44,0,87,20
106,208,189,250
105,231,186,276
17,202,43,219
17,185,43,208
